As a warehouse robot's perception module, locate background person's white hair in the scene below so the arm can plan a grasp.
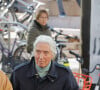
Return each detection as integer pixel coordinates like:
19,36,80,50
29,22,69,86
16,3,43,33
33,35,57,60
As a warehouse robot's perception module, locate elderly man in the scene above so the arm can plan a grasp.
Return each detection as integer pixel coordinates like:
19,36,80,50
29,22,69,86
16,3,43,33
0,70,13,90
10,35,79,90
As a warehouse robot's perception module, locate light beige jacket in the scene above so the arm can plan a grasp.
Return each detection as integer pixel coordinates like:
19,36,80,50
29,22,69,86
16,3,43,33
0,70,13,90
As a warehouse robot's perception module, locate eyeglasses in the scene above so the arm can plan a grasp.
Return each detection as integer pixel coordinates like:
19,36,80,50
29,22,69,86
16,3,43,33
39,17,48,19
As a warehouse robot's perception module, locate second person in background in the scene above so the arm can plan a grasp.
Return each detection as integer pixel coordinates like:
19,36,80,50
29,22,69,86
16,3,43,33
27,9,51,53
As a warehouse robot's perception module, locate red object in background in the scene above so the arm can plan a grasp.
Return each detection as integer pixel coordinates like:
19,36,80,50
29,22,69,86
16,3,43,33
73,72,93,90
0,29,3,31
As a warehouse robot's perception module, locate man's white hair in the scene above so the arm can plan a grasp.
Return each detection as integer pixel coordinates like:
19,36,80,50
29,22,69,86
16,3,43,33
33,35,57,59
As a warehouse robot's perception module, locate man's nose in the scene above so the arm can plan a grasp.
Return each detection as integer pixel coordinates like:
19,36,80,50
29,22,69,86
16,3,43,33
40,53,44,59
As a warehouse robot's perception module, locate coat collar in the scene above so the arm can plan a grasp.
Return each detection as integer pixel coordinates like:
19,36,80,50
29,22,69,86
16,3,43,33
27,57,58,81
26,58,37,77
34,20,49,30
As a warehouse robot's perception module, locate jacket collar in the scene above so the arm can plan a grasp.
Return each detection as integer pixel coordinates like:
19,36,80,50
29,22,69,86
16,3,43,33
34,20,49,30
26,57,37,77
47,61,57,78
46,61,58,82
27,57,58,81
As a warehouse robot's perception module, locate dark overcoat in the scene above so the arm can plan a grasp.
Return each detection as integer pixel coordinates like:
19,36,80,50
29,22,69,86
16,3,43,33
10,57,79,90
